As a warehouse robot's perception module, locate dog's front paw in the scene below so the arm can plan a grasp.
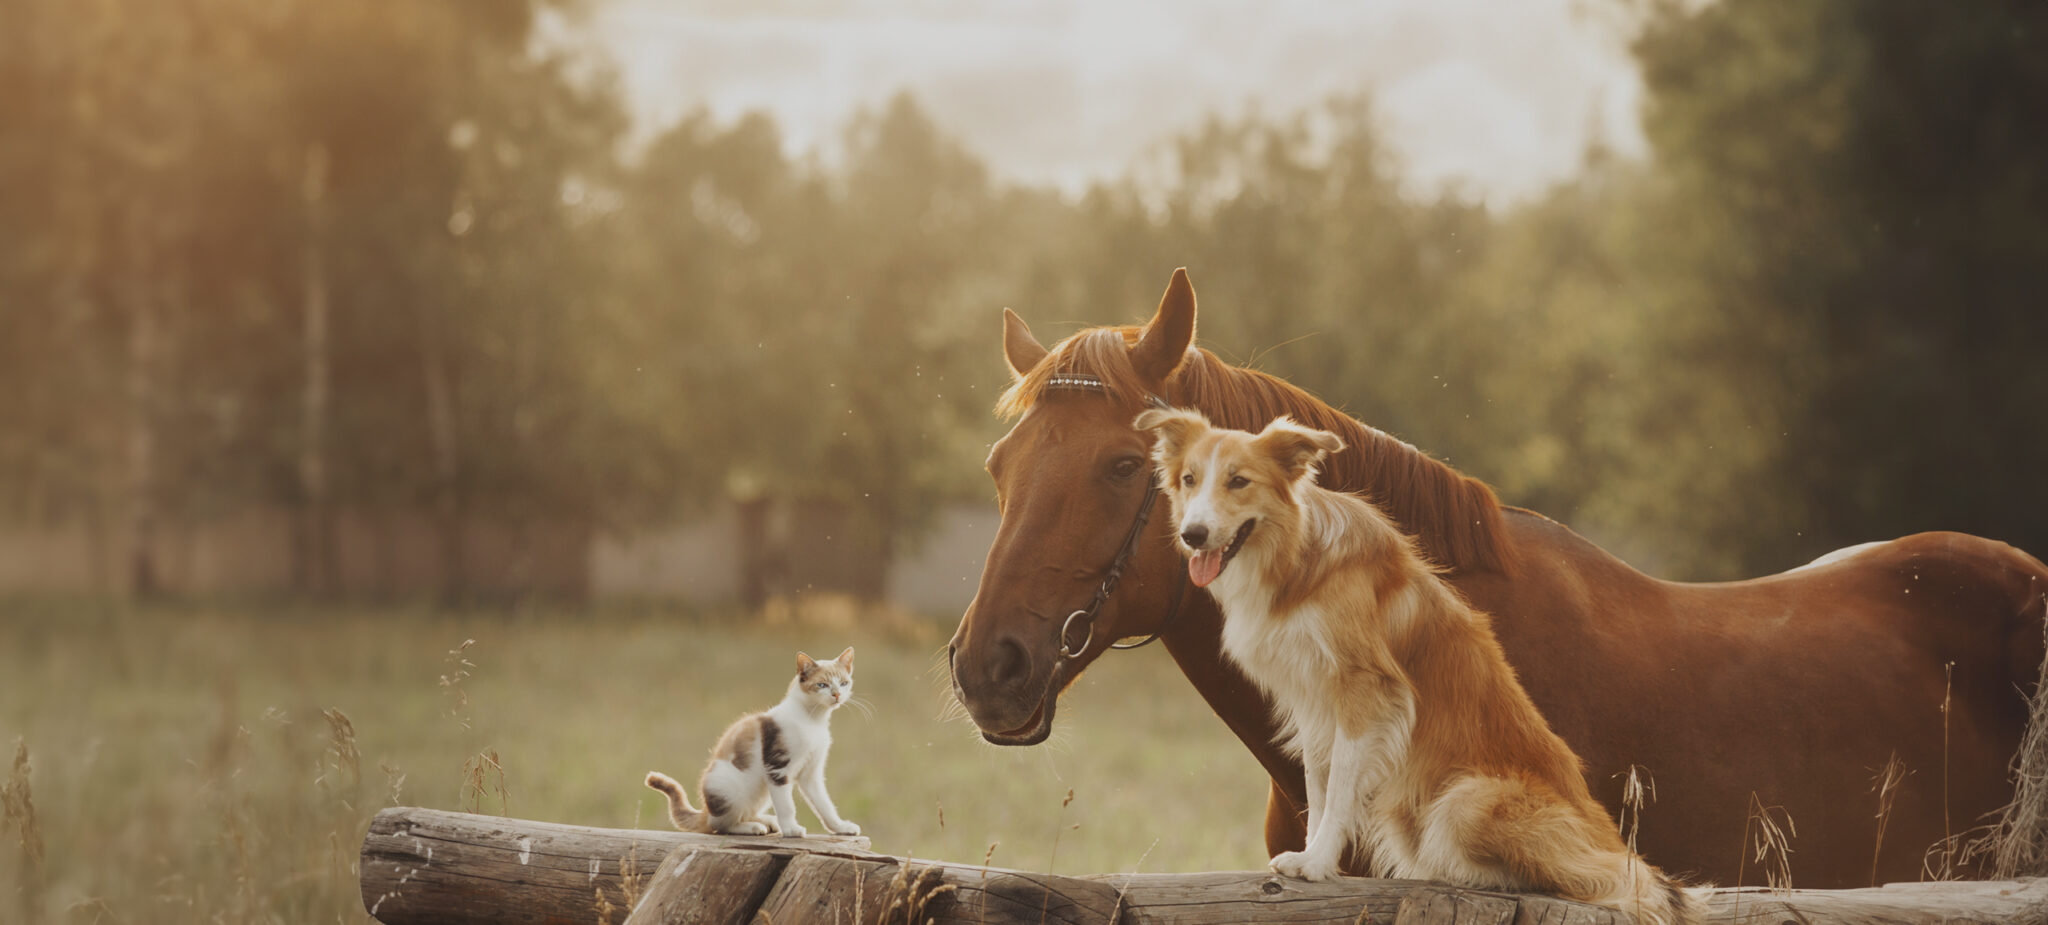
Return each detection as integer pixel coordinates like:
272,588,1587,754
778,822,808,838
728,821,770,836
830,820,861,836
1270,850,1339,882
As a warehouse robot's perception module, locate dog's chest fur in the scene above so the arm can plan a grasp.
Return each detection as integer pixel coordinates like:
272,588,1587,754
1210,556,1343,755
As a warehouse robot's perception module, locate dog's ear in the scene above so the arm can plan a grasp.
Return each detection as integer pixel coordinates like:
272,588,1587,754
1130,268,1197,384
1003,308,1049,379
1254,417,1344,481
1134,407,1210,470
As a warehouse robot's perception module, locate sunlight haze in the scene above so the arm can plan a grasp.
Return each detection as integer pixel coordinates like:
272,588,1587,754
577,0,1647,204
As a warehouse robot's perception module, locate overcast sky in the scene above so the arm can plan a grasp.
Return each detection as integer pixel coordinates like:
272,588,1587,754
566,0,1647,206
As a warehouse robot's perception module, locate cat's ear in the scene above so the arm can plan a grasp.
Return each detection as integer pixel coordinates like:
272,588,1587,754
836,647,854,672
796,651,818,679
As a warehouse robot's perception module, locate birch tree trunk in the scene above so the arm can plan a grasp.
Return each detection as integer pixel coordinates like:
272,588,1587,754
297,143,334,596
121,207,158,598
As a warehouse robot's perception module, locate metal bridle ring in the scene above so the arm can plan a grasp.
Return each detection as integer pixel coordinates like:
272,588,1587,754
1059,609,1095,659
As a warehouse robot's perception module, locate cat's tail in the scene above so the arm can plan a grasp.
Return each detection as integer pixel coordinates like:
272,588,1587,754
645,771,712,833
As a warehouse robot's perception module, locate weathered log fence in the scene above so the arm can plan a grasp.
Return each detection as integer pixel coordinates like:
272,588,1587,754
359,807,2048,925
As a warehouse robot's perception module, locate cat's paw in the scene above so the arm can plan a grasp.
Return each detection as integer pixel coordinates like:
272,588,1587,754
1269,850,1339,882
727,821,770,836
829,820,861,836
755,817,780,835
778,822,808,838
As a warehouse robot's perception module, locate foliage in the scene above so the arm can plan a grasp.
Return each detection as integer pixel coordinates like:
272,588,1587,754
1,0,2044,589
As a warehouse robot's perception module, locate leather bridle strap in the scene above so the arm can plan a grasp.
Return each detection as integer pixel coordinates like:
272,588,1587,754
1045,375,1189,660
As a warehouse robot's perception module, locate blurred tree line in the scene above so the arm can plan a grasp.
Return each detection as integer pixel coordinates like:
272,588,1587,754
0,0,2040,600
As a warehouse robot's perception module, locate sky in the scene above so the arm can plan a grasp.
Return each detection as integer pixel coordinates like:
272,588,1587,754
563,0,1647,206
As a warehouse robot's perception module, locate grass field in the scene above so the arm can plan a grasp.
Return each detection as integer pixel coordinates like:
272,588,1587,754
0,599,1271,923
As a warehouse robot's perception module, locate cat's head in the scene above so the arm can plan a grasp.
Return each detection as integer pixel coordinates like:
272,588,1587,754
793,647,855,710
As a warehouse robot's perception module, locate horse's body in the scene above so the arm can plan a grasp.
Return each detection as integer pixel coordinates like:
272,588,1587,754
947,269,2048,888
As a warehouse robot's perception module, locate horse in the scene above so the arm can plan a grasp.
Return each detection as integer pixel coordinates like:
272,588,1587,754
946,267,2048,888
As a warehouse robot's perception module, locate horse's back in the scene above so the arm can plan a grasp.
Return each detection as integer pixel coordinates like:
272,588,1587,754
1753,531,2048,692
1478,516,2048,887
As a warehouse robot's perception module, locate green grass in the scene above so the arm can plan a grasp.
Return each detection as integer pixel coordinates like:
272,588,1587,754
0,600,1270,923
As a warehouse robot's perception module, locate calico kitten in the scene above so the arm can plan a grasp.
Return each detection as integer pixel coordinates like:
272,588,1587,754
645,647,862,838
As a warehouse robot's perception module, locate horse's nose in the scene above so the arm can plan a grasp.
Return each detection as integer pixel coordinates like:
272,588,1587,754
988,635,1031,689
1181,524,1209,548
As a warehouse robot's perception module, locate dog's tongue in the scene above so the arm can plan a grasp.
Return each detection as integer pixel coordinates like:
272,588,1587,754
1189,549,1225,588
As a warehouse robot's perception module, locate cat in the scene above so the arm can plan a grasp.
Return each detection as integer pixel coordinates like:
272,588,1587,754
645,647,862,838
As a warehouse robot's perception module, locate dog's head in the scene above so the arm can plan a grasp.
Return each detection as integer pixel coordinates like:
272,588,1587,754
1134,409,1344,588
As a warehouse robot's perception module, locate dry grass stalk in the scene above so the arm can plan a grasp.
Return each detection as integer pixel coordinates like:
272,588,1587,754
320,708,362,808
1615,764,1656,856
3,738,46,923
381,760,409,806
619,843,646,911
594,883,619,925
1991,603,2048,879
1738,792,1796,895
1041,789,1078,923
1922,823,1999,881
1919,660,2005,880
1941,661,1954,854
1869,750,1909,886
441,638,479,729
877,860,957,925
461,748,509,815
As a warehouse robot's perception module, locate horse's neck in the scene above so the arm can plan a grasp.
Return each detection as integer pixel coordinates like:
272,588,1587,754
1180,359,1512,575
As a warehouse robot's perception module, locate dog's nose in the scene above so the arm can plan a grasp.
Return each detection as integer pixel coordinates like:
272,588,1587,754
1181,524,1209,548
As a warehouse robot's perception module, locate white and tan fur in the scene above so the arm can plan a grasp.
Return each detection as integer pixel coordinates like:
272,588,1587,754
1137,409,1693,925
645,648,861,838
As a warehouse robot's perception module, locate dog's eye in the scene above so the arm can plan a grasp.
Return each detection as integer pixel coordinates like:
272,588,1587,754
1181,472,1195,488
1228,475,1250,490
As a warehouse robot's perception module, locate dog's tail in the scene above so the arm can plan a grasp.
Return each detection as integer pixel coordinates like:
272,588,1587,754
1604,855,1703,925
645,771,711,833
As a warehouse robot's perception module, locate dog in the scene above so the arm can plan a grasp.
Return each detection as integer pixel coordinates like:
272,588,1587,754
1136,408,1693,925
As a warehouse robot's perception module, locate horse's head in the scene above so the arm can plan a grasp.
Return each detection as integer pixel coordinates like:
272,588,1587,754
947,269,1200,745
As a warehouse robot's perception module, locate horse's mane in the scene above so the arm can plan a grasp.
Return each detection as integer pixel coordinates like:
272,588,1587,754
998,326,1515,575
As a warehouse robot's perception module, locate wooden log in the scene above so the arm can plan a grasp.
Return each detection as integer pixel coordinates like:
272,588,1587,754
359,808,2048,925
752,853,1123,925
1087,873,1620,925
620,848,784,925
1085,871,2048,925
358,806,873,925
1698,878,2048,925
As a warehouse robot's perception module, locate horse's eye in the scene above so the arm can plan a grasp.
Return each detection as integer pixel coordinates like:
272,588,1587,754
1228,475,1250,490
1180,472,1195,488
1112,457,1143,479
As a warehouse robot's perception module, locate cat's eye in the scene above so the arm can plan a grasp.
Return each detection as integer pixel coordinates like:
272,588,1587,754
1228,475,1250,489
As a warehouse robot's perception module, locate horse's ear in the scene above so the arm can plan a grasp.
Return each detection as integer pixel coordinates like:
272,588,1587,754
1254,417,1344,481
1131,268,1197,384
1003,308,1049,378
1134,407,1210,468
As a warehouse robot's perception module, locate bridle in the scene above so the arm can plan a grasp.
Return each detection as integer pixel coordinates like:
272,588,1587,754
1042,373,1192,661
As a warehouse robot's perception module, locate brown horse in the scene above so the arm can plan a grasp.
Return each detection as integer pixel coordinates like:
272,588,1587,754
947,268,2048,888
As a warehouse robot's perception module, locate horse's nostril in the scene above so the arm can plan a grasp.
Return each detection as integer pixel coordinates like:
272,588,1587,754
1182,524,1209,548
990,636,1031,688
